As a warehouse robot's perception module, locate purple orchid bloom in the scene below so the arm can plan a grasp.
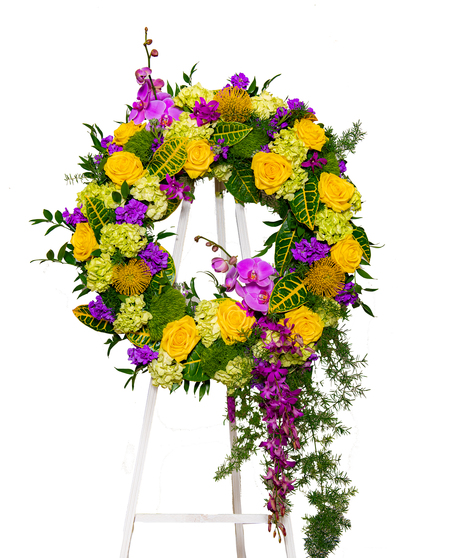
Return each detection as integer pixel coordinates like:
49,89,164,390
190,97,220,127
225,266,239,292
236,258,275,288
159,174,191,202
129,90,182,125
230,72,250,90
135,67,152,84
211,257,229,273
301,151,328,172
236,281,274,313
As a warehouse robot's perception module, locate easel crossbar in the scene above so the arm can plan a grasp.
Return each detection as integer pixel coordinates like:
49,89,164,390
135,514,269,524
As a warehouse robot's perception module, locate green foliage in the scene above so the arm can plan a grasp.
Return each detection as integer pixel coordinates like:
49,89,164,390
330,120,366,160
274,215,298,276
269,272,307,313
148,137,188,180
211,122,253,147
229,128,269,158
148,286,186,341
183,343,209,382
100,285,123,315
200,339,240,379
72,305,114,333
289,175,320,230
123,129,156,166
352,225,371,262
85,196,115,241
225,162,260,204
322,152,340,176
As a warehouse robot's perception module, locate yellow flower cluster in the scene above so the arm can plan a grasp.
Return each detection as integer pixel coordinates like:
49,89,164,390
112,121,145,146
161,315,201,363
331,235,363,273
184,139,214,179
71,223,99,261
104,151,145,186
216,299,255,345
131,174,168,220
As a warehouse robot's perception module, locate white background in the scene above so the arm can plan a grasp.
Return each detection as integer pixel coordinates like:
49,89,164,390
1,1,465,557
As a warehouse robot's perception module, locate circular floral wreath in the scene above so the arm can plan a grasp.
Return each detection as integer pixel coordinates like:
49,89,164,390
32,29,378,556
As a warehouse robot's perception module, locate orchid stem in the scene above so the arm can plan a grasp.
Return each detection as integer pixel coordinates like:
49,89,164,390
194,235,232,259
143,27,157,100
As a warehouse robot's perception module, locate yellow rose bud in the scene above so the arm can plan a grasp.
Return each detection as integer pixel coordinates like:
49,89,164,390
330,235,363,273
183,139,215,179
161,315,201,363
217,299,256,345
251,152,292,195
71,222,99,262
294,119,327,150
113,121,146,146
104,151,145,186
283,305,324,345
318,172,355,213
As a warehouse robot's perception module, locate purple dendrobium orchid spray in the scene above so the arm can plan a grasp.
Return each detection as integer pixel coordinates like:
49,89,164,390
230,72,250,90
190,97,220,127
160,174,191,202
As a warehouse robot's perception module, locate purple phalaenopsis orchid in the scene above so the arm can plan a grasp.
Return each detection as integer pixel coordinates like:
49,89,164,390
225,266,239,292
236,258,275,287
115,199,147,226
63,205,87,226
291,237,330,266
127,344,159,366
230,72,250,90
135,67,152,85
190,97,220,127
211,257,230,273
334,282,359,306
130,86,182,125
159,174,191,202
88,295,115,322
236,282,274,313
138,242,169,275
301,151,328,172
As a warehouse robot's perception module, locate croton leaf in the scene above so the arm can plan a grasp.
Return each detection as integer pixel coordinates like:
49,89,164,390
148,137,188,180
72,305,114,333
85,196,115,241
225,165,260,203
157,197,181,221
126,328,160,351
159,246,176,283
183,343,209,382
352,225,371,262
211,122,253,147
269,272,307,314
289,175,320,230
274,216,298,276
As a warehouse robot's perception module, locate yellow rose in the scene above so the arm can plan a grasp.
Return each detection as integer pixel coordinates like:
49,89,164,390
71,222,99,261
318,172,355,213
283,305,324,345
217,299,256,345
251,152,292,195
113,121,146,146
294,119,327,150
183,139,215,179
161,315,201,363
104,151,145,186
330,235,363,273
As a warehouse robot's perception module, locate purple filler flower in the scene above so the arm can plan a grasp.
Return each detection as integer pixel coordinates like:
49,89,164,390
301,151,328,172
287,98,305,110
139,242,169,275
334,282,359,306
227,396,236,423
230,73,250,90
128,344,159,366
101,135,113,149
88,295,115,322
190,98,220,127
160,174,191,202
63,205,87,226
115,199,147,226
108,143,123,155
339,160,347,174
291,238,330,265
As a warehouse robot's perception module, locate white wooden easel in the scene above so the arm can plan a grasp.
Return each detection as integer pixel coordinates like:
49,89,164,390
119,180,296,557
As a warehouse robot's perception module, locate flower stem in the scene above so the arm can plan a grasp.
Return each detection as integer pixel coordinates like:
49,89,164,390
194,235,232,259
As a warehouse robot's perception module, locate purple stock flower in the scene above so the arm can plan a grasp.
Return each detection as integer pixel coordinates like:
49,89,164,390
261,144,271,153
287,98,305,110
101,135,113,149
88,295,115,322
151,135,165,152
108,143,123,155
160,174,191,202
301,151,328,172
212,138,229,161
339,159,347,174
94,154,103,165
190,97,220,127
139,242,169,275
63,205,87,226
230,72,250,90
334,282,359,306
115,199,147,226
291,237,330,265
127,344,159,366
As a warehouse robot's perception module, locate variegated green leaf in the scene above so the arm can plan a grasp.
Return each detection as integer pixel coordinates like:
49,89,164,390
352,225,371,263
225,165,260,203
211,122,253,147
183,343,209,381
126,328,160,351
156,197,181,222
159,246,176,283
148,137,188,180
72,305,114,333
289,175,319,230
85,196,115,240
274,217,298,276
269,273,307,314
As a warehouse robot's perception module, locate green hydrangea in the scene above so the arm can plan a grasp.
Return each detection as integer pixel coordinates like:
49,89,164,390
85,253,114,292
76,181,123,216
173,83,215,110
148,347,184,389
113,295,152,334
251,91,286,119
164,111,215,142
214,355,253,394
314,205,353,245
252,331,313,367
350,188,362,213
194,299,222,348
271,127,308,167
131,174,168,222
99,223,148,258
208,163,233,183
275,167,308,201
313,297,343,327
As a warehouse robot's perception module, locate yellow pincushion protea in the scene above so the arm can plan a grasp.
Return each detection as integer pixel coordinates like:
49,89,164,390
112,258,152,296
304,257,345,298
214,86,252,123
